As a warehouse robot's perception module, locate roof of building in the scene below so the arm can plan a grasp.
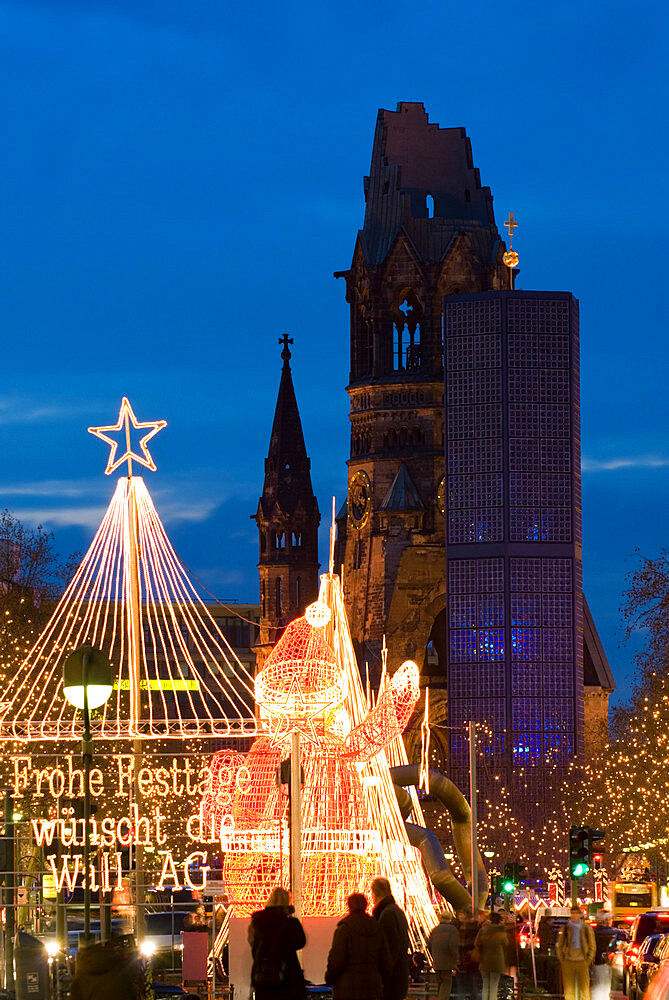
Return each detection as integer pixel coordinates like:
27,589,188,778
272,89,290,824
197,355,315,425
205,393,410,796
380,463,425,512
359,102,502,268
583,596,615,691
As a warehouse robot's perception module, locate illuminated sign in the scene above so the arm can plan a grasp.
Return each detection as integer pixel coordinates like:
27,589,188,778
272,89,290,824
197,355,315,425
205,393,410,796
12,754,212,800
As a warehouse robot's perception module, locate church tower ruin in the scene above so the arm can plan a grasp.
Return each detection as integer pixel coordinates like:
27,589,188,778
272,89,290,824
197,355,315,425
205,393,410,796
335,102,508,696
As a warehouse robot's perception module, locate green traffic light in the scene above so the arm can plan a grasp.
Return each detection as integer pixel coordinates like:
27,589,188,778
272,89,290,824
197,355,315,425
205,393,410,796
502,880,515,893
572,862,590,877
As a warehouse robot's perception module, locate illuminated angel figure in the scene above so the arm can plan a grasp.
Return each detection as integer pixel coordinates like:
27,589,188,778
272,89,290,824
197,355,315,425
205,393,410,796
202,601,420,917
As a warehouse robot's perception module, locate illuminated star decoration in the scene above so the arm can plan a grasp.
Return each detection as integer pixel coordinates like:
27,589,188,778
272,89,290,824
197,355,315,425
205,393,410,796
88,397,167,476
267,672,325,749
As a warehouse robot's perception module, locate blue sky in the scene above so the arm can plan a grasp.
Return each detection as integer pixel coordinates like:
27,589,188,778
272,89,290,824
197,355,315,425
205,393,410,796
0,0,667,703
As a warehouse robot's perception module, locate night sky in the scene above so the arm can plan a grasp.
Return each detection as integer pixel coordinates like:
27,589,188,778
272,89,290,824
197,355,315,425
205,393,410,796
1,0,667,704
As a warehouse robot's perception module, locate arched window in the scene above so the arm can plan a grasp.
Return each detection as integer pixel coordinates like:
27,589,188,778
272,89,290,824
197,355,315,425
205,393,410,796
426,193,435,218
356,317,373,377
392,291,422,372
275,578,282,617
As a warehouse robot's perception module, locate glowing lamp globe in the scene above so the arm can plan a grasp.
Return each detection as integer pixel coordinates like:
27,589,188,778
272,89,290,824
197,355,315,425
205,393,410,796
304,601,331,628
62,645,113,709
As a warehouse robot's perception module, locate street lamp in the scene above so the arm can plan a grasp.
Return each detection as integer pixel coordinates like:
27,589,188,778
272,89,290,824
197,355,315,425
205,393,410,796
62,645,113,945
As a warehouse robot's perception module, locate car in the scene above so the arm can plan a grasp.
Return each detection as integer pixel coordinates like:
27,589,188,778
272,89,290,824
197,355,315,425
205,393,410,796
629,934,665,1000
139,910,200,966
623,912,669,995
609,927,630,990
519,922,532,949
642,950,669,1000
65,918,131,956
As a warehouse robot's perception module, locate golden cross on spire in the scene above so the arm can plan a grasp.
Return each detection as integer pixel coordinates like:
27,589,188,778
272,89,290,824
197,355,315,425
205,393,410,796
88,397,167,476
503,211,520,283
504,212,519,247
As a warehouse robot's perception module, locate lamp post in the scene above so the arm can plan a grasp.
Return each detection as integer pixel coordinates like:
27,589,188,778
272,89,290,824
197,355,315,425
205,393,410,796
62,645,113,945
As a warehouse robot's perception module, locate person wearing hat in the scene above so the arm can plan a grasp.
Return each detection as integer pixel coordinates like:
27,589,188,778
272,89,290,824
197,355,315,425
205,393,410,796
429,912,461,1000
556,905,596,1000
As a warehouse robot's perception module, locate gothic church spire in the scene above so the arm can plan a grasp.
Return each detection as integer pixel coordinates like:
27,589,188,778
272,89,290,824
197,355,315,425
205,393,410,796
253,337,320,669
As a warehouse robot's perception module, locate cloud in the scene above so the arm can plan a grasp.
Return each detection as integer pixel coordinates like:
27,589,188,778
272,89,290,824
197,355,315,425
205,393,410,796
582,454,669,472
0,477,97,498
156,498,219,524
0,398,89,425
8,496,218,531
9,505,107,530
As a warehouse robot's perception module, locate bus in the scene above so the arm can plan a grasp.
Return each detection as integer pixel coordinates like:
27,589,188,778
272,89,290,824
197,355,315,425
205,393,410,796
611,881,659,925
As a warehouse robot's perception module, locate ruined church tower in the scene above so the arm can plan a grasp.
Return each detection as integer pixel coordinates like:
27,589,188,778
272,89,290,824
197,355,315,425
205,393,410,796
335,102,508,689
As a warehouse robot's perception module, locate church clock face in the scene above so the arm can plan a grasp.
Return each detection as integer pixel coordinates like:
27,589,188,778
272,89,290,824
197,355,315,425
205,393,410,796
348,470,372,529
437,475,446,517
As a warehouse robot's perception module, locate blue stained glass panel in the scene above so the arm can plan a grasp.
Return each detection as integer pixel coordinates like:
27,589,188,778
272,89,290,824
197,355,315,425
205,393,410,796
513,733,542,765
449,595,476,628
478,628,504,660
511,594,541,626
450,629,477,662
513,698,543,731
478,595,504,627
544,733,574,759
543,699,573,732
511,627,541,660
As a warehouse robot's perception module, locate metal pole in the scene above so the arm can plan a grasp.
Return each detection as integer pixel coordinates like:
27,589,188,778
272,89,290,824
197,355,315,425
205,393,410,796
211,896,216,997
83,651,92,944
468,721,478,916
126,478,145,942
100,854,111,943
290,731,301,919
3,791,14,992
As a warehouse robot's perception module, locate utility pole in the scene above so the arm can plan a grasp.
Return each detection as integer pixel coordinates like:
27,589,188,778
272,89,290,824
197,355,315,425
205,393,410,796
3,792,15,992
468,721,477,916
125,477,146,943
290,731,302,919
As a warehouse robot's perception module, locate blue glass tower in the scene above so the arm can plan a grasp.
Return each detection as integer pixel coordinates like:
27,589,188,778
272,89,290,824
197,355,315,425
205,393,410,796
443,290,583,805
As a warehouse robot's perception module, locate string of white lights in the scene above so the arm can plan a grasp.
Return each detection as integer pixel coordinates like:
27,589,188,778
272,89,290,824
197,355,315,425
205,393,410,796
0,476,258,741
325,574,437,946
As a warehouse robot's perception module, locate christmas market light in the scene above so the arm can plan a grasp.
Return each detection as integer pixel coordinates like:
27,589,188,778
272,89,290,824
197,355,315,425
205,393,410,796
88,397,166,476
0,474,258,740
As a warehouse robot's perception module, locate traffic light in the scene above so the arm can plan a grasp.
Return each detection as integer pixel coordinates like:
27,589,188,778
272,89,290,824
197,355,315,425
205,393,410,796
502,861,525,893
569,826,606,878
569,826,589,876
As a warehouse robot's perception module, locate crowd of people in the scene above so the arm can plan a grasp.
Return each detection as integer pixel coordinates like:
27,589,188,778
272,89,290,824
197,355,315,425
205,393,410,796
248,878,410,1000
246,881,534,1000
247,888,618,1000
